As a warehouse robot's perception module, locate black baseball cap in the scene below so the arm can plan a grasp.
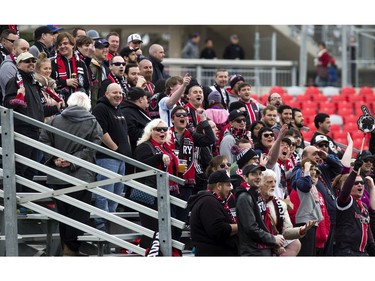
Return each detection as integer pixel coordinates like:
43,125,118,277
242,164,266,177
207,170,235,184
127,87,152,100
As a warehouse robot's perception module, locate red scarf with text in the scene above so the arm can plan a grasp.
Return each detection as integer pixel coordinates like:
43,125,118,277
165,128,196,186
150,138,179,192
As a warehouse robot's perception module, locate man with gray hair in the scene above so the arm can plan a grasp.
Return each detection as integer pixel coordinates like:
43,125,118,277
39,91,103,256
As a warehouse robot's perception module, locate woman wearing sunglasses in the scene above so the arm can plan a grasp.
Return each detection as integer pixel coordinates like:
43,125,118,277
335,157,375,256
133,118,179,248
254,127,276,156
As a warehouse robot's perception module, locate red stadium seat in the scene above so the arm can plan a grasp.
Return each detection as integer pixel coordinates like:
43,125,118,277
269,86,286,95
340,86,356,97
305,86,321,97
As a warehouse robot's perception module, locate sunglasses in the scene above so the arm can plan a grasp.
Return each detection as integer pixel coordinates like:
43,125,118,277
234,118,246,123
22,58,37,63
318,143,328,148
4,38,16,43
263,133,274,138
219,162,231,168
153,127,168,132
174,113,188,118
112,62,125,66
354,181,364,185
363,158,374,163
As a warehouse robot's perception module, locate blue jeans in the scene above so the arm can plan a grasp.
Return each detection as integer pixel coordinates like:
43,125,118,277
94,158,125,229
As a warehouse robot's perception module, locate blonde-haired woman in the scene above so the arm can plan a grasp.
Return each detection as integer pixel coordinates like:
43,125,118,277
35,52,64,122
133,118,179,249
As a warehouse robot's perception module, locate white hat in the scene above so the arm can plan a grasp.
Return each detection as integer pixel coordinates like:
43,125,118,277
127,33,143,43
16,52,35,64
314,135,329,144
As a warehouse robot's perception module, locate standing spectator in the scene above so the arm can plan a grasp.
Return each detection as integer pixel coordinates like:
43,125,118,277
148,44,169,84
0,29,18,63
249,120,265,144
166,105,215,240
121,87,152,153
181,32,200,59
314,41,331,87
39,91,103,256
205,89,229,140
184,84,205,129
272,104,293,138
335,158,375,256
106,31,120,63
223,34,245,60
119,46,139,65
235,164,285,256
51,32,90,104
227,74,245,104
4,52,62,191
294,159,323,256
138,58,155,94
34,52,64,123
229,82,262,130
261,105,278,129
29,25,57,58
89,38,111,109
207,68,230,110
0,38,30,102
188,170,238,256
91,83,132,232
127,33,144,61
290,145,343,256
200,39,217,59
72,27,86,39
158,74,191,127
310,113,340,156
99,55,127,100
133,119,179,249
291,107,306,149
267,92,283,109
220,109,251,164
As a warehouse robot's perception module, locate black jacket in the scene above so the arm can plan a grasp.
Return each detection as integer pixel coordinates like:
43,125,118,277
235,186,276,256
92,96,132,159
121,100,151,154
149,55,169,84
188,190,239,256
4,70,59,134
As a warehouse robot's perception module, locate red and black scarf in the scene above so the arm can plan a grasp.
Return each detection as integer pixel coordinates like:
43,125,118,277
150,138,179,192
166,128,196,186
56,52,78,92
211,191,237,224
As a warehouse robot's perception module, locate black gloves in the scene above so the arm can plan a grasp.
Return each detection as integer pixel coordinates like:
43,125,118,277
353,158,363,172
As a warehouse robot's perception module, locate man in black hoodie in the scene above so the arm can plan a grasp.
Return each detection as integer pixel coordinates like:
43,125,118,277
188,170,238,256
92,83,132,232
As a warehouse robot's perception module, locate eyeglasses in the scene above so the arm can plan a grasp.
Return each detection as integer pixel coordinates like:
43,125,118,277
219,162,231,168
22,58,37,64
153,127,168,132
354,181,364,185
112,62,125,66
3,38,16,43
317,143,328,148
234,118,246,123
263,133,274,138
174,113,188,118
